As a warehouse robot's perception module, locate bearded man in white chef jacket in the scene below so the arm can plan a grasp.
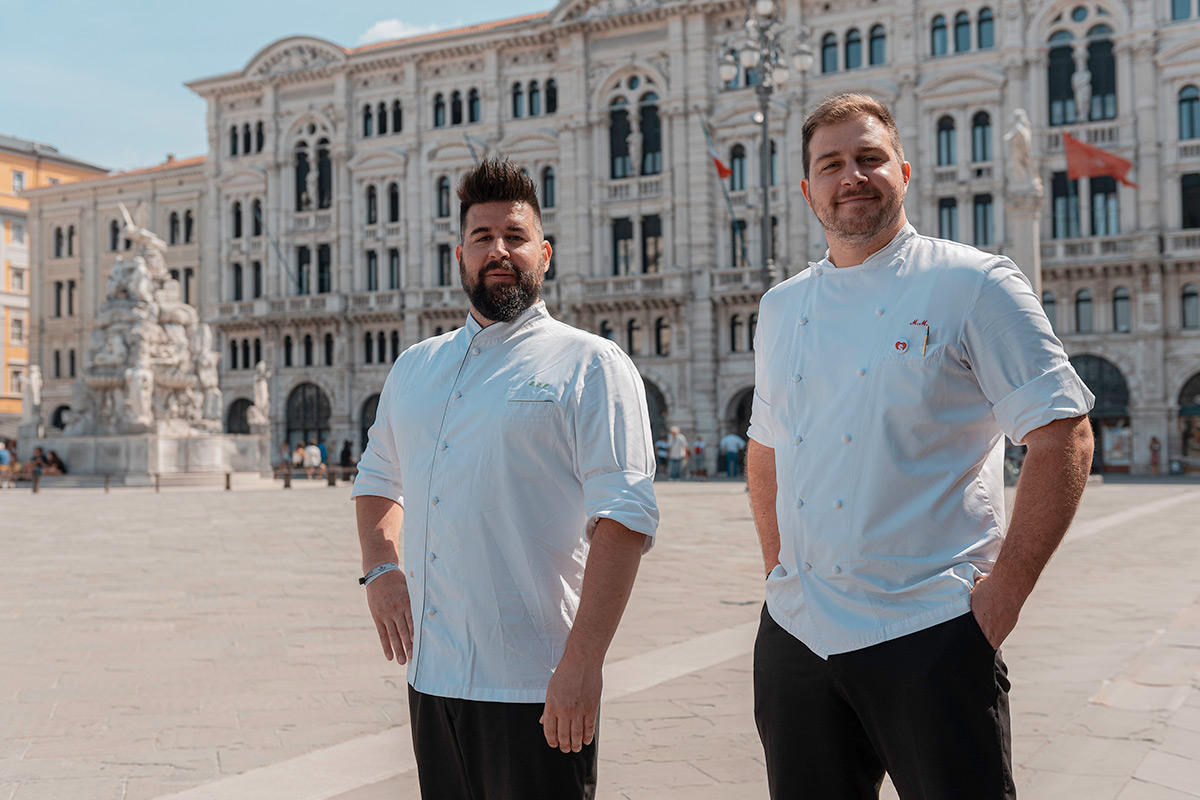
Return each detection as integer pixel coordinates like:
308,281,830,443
747,93,1096,799
352,159,658,800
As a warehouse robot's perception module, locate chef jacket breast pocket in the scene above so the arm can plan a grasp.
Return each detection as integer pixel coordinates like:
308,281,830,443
503,394,560,422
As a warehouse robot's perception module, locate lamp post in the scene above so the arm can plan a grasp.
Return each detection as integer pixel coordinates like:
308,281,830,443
718,0,812,291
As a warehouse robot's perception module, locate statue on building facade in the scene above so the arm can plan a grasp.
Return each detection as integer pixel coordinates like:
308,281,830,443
1003,108,1043,196
1072,67,1093,123
248,361,272,425
20,365,42,423
305,154,319,210
64,204,223,436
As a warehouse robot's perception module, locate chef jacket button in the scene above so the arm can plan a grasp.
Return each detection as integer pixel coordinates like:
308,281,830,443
472,347,481,356
858,368,866,377
439,442,448,451
842,434,852,444
452,391,462,399
793,373,802,383
834,499,844,509
793,435,803,445
815,268,824,277
832,565,842,574
875,308,884,316
428,553,437,563
427,609,436,618
795,498,804,508
431,497,439,506
803,562,812,572
799,317,809,326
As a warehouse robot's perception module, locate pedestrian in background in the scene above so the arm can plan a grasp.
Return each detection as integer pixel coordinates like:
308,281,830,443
720,431,746,478
666,426,688,481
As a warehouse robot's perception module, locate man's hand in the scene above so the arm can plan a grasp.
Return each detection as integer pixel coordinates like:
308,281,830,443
540,653,602,753
969,573,1019,649
365,570,413,664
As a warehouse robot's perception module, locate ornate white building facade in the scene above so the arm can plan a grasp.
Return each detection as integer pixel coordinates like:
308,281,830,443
24,0,1200,473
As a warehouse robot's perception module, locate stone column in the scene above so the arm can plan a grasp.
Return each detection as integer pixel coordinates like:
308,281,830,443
1006,191,1046,296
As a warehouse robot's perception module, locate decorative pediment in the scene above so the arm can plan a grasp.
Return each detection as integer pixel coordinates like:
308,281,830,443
245,37,346,80
347,149,410,173
554,0,676,23
914,69,1004,101
217,167,268,191
1158,37,1200,67
495,130,560,156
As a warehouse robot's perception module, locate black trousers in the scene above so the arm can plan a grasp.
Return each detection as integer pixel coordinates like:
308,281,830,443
407,685,598,800
754,606,1014,800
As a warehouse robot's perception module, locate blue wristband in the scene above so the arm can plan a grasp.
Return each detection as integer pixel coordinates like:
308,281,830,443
359,562,400,586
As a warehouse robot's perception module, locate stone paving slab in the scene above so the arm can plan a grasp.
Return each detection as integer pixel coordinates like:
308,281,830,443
2,478,1199,798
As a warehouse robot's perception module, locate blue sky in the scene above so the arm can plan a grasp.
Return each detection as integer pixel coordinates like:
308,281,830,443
4,1,553,172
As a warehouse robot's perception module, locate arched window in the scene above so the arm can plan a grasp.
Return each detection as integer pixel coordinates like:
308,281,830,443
392,100,403,132
377,332,386,364
184,210,194,243
546,80,558,114
252,261,263,298
251,199,262,236
241,339,250,369
869,25,886,65
1087,25,1117,121
1043,291,1058,332
542,167,556,208
66,225,74,257
388,182,400,222
845,29,863,70
654,317,671,356
433,94,446,128
468,89,481,123
451,91,463,125
109,220,120,251
243,124,252,155
316,138,332,209
954,11,971,52
436,177,451,218
1183,284,1199,329
256,121,265,152
390,331,400,361
169,212,180,245
286,383,331,446
931,15,948,56
512,83,524,118
229,341,238,371
230,125,238,156
232,201,243,239
730,314,744,352
303,334,314,367
609,98,632,179
640,92,662,176
937,116,956,166
978,8,995,48
600,320,614,340
388,248,400,289
1076,289,1094,332
225,399,251,435
730,144,747,191
366,251,379,291
1181,86,1200,140
284,335,293,367
626,319,642,356
377,102,388,135
364,332,374,364
363,105,373,137
232,262,244,301
822,32,838,72
1113,287,1132,332
529,81,542,116
366,185,378,225
54,227,63,258
1048,31,1076,126
294,142,310,211
53,350,61,379
324,333,334,366
254,338,262,367
972,111,992,162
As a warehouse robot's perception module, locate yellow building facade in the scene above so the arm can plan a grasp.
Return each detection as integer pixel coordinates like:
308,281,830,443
0,135,105,431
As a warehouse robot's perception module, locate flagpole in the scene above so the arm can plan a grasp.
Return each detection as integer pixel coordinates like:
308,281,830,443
696,105,748,268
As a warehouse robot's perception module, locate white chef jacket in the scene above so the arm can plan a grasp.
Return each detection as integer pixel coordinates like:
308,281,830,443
351,301,659,702
749,225,1094,658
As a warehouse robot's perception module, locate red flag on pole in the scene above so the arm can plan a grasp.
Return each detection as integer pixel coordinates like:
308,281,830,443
1062,132,1138,188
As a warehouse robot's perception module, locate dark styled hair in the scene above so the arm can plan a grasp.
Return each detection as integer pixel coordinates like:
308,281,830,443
457,158,542,240
802,93,905,179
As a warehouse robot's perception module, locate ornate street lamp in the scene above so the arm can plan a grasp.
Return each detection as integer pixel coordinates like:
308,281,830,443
718,0,812,291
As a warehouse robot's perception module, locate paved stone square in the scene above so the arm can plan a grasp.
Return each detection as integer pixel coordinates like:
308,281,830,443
2,476,1199,799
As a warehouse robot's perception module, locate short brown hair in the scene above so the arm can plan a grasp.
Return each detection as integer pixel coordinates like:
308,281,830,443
457,158,542,240
801,93,905,179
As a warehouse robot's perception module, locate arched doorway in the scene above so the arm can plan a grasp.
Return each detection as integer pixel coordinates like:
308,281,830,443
1071,355,1130,473
642,378,667,441
286,383,331,449
726,387,754,442
1178,371,1200,472
361,394,380,453
226,398,252,434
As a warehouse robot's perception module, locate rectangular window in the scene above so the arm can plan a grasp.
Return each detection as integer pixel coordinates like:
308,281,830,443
297,246,311,295
731,219,748,266
11,268,24,292
12,224,24,244
69,349,76,378
318,244,331,294
612,218,633,276
184,268,195,305
438,244,453,286
11,318,23,344
232,262,244,301
388,248,401,289
1090,177,1119,236
1181,173,1200,229
252,260,263,298
973,195,993,246
1052,172,1081,239
366,251,379,291
938,198,958,241
641,215,662,274
54,281,63,317
12,170,24,193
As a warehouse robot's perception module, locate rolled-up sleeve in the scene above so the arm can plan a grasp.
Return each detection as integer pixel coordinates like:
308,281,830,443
963,259,1095,444
349,367,406,505
572,350,659,550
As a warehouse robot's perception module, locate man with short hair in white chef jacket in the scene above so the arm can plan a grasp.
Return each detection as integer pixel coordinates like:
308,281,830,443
352,159,658,800
747,93,1095,799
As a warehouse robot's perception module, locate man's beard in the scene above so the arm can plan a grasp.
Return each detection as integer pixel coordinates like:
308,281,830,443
811,187,905,246
460,255,544,323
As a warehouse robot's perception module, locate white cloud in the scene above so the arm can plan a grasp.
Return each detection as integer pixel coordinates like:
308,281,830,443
357,19,453,45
